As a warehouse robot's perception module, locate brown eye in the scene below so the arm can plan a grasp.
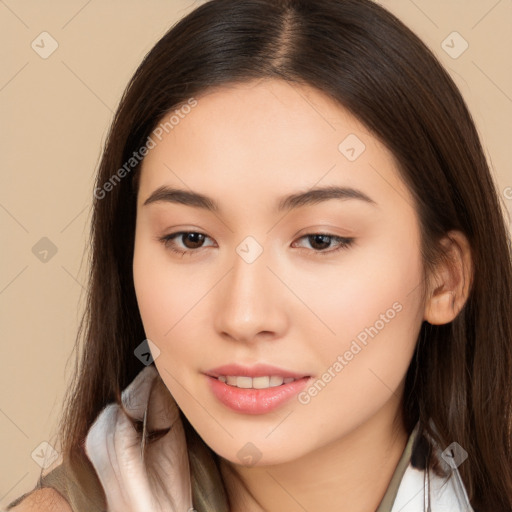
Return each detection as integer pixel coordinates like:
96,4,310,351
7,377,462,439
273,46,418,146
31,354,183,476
292,233,354,255
158,231,215,256
308,234,332,250
180,232,206,249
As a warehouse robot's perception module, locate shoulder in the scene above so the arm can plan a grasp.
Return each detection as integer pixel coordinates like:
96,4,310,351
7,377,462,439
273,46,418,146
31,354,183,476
7,488,72,512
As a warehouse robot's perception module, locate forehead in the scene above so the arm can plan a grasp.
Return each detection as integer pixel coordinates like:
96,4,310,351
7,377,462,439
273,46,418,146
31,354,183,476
137,79,412,211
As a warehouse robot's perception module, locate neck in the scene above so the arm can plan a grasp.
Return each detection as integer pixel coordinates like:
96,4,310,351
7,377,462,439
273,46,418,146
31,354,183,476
218,392,409,512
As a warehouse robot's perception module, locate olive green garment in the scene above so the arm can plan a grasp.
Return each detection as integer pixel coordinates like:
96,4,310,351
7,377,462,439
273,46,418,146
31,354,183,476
5,453,107,512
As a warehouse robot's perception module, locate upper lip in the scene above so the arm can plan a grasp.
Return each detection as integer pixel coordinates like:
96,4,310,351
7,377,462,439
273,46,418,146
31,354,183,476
205,363,310,379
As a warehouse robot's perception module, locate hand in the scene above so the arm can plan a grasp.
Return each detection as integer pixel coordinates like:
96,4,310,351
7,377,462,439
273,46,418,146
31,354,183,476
84,365,194,512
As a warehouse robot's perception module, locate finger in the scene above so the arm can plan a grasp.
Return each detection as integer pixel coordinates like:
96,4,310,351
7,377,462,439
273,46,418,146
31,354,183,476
86,400,158,512
121,365,159,420
113,403,191,512
144,373,193,510
146,373,180,431
149,414,193,510
113,404,156,511
85,403,127,510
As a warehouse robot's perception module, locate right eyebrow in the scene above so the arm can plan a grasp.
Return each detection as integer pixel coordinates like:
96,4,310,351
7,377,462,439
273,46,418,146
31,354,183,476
143,186,219,211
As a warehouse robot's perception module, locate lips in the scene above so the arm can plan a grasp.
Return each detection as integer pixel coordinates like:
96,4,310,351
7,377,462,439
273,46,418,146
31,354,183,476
204,363,312,414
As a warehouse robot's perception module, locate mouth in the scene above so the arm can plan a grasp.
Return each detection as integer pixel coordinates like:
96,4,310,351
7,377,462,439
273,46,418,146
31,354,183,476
204,364,312,414
209,375,301,389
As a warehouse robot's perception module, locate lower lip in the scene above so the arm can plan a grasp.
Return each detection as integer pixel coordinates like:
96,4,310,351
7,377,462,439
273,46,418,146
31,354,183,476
205,375,311,414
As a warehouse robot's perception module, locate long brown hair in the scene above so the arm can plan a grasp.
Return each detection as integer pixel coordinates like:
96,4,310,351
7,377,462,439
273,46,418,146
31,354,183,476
53,0,512,510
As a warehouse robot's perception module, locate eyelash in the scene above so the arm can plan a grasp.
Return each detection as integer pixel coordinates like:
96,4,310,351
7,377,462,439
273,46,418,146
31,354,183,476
157,231,355,257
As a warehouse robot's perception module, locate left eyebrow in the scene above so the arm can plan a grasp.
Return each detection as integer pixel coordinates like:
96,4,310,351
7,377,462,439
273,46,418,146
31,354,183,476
276,185,377,211
142,185,377,211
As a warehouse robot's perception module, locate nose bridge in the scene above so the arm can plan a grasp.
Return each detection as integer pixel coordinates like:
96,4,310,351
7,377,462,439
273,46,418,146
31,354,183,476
213,239,287,341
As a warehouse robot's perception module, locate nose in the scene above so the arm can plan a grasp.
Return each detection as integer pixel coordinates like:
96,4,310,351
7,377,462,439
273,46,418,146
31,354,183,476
213,247,289,344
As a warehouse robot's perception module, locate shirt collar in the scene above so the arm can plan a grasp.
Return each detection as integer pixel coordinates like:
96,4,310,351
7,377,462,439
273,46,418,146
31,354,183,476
375,421,420,511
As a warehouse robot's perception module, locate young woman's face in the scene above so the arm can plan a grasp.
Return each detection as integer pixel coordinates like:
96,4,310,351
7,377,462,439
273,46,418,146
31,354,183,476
133,78,426,465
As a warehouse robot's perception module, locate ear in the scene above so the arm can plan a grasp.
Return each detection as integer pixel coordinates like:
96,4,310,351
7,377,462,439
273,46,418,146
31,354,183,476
424,231,473,325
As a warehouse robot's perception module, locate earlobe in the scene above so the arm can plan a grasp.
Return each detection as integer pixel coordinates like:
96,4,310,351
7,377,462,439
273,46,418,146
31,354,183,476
424,291,458,325
423,231,473,325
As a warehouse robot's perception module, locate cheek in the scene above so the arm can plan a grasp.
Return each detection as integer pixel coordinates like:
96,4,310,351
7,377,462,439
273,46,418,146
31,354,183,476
133,245,169,337
298,221,424,413
317,212,424,339
133,236,189,340
133,213,199,323
133,236,218,371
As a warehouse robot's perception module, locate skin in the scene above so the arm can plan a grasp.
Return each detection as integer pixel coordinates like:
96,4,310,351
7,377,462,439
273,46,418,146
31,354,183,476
132,78,471,512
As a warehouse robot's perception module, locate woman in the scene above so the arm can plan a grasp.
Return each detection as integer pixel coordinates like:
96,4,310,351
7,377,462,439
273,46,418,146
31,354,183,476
7,0,512,511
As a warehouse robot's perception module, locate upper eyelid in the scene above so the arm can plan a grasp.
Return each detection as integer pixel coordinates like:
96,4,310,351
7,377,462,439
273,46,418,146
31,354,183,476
165,230,350,239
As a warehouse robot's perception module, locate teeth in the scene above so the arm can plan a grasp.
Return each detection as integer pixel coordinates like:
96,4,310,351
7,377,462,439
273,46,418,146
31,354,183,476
216,375,299,389
237,376,253,389
269,376,284,387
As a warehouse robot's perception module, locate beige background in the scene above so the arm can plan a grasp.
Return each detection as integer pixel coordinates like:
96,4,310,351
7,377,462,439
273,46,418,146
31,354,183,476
1,0,511,507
